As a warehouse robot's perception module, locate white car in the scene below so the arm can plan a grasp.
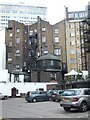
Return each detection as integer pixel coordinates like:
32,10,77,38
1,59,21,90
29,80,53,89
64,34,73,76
0,92,8,100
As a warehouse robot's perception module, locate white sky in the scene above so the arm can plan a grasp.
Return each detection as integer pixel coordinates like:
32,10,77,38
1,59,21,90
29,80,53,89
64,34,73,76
0,0,89,24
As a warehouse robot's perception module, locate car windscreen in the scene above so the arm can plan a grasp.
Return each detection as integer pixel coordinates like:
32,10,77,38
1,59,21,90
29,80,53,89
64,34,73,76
60,90,81,96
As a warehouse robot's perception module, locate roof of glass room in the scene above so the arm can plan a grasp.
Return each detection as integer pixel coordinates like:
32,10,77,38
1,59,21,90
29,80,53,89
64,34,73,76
37,53,60,61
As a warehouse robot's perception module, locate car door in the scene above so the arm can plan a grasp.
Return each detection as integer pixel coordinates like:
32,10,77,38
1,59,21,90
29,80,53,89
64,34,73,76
35,91,45,101
39,92,48,101
87,90,90,106
84,89,90,107
0,93,2,99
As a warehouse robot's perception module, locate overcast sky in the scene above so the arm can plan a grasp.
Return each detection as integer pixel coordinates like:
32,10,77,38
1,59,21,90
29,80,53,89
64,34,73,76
0,0,89,24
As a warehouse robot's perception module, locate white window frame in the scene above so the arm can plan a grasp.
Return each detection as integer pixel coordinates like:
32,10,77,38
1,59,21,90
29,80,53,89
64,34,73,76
16,37,20,44
70,32,74,37
16,49,20,54
44,50,48,54
29,30,33,35
42,27,46,32
70,40,75,45
54,48,61,55
16,28,20,33
10,33,13,37
9,41,12,47
54,36,59,43
54,28,58,34
70,49,76,54
42,35,46,43
70,58,76,63
68,13,74,18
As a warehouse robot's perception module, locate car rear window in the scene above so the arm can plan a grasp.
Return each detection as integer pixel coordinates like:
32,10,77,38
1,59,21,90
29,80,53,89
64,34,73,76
61,90,81,96
31,91,39,94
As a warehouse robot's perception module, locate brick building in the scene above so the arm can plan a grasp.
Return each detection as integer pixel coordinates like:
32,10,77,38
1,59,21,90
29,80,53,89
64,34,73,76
5,17,67,82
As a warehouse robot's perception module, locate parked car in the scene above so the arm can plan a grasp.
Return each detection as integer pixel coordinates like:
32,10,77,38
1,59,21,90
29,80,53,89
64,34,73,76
49,90,64,102
25,91,51,102
46,90,58,101
53,90,64,102
0,92,8,100
60,88,90,112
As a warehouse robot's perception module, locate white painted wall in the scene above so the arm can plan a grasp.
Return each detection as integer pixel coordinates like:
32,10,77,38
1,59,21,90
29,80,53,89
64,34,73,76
0,69,9,82
0,82,57,96
82,70,89,79
0,28,6,69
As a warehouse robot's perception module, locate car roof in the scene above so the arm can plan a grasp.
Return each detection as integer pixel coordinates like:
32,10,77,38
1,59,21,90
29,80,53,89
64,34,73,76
65,88,90,91
66,88,90,90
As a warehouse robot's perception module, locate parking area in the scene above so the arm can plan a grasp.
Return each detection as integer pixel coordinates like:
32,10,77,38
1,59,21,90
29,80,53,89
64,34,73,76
0,98,89,118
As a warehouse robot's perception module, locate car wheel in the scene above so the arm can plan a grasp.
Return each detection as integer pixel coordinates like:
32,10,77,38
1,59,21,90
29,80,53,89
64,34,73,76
32,98,37,103
63,107,70,112
48,97,51,101
80,102,87,112
3,96,7,100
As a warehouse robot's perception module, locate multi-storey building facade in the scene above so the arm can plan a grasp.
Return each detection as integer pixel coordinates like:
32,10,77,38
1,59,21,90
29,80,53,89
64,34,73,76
79,1,90,73
5,17,67,82
0,2,47,29
65,6,88,72
52,21,67,77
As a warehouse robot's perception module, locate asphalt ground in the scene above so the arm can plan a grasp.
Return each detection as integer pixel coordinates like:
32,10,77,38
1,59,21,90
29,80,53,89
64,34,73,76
0,98,89,119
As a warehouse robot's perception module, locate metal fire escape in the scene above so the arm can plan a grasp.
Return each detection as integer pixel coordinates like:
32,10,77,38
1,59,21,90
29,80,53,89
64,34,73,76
79,19,90,71
27,31,38,70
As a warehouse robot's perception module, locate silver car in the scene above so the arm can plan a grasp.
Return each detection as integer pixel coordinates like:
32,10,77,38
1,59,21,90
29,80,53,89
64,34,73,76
60,88,90,112
0,92,8,100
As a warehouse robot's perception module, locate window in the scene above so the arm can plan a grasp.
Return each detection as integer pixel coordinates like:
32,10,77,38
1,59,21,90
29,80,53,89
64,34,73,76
77,40,80,45
44,50,48,54
16,37,20,44
16,28,20,33
30,30,33,35
42,60,45,67
42,27,46,32
29,49,34,57
15,53,20,57
74,13,78,18
61,90,81,96
70,32,74,37
54,36,59,43
70,49,76,54
8,53,12,58
16,50,20,53
70,58,76,63
15,64,20,69
8,53,12,62
54,28,58,33
8,58,12,62
15,50,20,57
82,48,85,53
8,41,12,47
42,35,46,43
69,23,74,28
54,48,61,55
79,12,86,18
34,29,37,33
51,60,54,66
81,39,84,44
81,32,83,35
84,90,90,95
68,13,74,18
70,40,75,45
10,33,13,37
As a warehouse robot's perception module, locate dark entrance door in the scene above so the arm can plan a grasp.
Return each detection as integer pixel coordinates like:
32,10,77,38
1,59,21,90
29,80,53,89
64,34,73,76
11,87,17,97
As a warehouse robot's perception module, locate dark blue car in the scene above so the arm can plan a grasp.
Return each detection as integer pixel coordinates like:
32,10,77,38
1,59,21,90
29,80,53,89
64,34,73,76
25,91,51,102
